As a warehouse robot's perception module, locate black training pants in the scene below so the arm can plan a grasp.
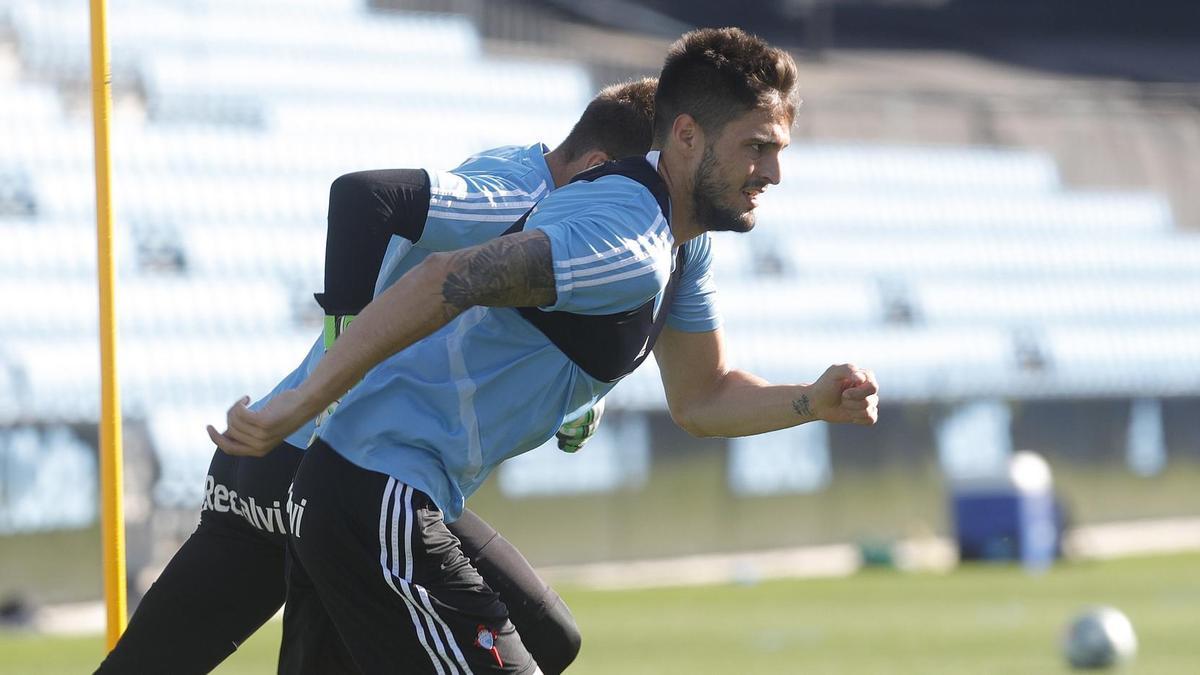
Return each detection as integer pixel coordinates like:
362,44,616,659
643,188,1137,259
96,443,579,674
282,440,537,674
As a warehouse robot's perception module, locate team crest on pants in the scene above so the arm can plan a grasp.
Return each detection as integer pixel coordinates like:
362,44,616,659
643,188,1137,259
475,625,504,667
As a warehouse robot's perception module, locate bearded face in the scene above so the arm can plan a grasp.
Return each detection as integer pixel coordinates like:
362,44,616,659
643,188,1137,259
690,143,769,234
686,103,787,234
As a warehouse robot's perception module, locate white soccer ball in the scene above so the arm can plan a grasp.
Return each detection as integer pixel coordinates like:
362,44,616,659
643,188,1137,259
1062,606,1138,670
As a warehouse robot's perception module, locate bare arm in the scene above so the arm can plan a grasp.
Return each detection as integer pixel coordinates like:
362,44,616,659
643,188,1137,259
208,229,556,456
653,326,878,438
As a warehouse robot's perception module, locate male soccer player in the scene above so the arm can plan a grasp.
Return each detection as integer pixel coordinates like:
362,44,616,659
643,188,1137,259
96,79,656,675
212,28,880,675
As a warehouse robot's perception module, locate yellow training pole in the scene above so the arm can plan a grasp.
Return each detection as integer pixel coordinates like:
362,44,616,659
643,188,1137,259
88,0,127,647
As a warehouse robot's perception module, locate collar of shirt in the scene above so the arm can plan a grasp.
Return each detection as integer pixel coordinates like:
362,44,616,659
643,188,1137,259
644,150,676,254
529,141,555,192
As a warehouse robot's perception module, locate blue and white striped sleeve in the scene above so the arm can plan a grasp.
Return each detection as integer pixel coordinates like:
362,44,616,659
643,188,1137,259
526,179,672,316
417,169,549,251
667,233,722,333
372,166,548,298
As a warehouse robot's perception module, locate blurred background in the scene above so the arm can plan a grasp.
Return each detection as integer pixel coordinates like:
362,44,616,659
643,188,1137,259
1,0,1199,672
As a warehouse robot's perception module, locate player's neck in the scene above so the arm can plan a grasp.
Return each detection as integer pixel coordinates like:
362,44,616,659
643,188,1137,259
545,146,610,188
543,147,574,188
656,148,703,245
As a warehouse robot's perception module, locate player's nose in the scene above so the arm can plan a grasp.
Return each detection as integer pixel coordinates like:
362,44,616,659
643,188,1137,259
759,153,782,187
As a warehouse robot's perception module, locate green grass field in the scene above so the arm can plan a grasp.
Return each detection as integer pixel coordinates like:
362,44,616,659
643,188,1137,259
2,552,1196,674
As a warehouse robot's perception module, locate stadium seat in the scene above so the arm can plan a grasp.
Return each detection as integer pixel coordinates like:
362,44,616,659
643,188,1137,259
773,232,1200,280
143,405,231,508
706,231,757,280
910,278,1200,327
141,54,590,115
0,84,66,124
181,224,326,284
9,0,479,81
3,332,317,420
780,144,1060,193
0,222,135,278
612,325,1019,405
1,124,94,175
714,279,883,327
724,326,1018,402
267,103,577,156
1037,324,1200,397
32,170,330,224
754,190,1172,235
0,278,296,338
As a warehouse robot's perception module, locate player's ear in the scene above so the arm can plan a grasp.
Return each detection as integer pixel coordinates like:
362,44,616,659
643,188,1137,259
581,149,609,169
671,113,701,155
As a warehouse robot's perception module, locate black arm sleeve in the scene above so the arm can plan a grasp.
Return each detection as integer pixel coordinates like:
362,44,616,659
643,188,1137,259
314,169,431,315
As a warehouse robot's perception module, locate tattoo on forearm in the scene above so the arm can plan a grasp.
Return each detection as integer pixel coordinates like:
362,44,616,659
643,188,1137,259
792,394,813,419
441,232,556,315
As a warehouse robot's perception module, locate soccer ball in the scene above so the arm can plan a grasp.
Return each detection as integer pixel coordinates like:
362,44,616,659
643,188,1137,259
1062,606,1138,669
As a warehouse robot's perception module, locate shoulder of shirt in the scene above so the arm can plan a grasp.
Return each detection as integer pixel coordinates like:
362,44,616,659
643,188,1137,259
458,144,527,164
530,174,667,240
451,144,542,179
526,175,664,243
431,145,551,203
549,173,661,216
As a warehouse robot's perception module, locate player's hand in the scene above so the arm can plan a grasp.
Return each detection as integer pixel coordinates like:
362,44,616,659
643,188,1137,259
808,364,879,426
207,389,308,457
555,398,605,453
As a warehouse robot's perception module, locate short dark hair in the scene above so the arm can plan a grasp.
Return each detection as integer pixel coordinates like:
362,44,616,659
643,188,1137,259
557,77,658,161
652,27,798,144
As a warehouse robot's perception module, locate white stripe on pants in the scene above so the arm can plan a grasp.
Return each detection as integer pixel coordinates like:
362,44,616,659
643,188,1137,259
377,478,473,674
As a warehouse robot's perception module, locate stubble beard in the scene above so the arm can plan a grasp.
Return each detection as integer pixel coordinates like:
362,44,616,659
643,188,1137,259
691,144,756,234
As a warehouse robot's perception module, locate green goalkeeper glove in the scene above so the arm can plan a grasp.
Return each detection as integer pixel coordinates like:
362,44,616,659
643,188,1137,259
555,397,605,453
309,314,356,445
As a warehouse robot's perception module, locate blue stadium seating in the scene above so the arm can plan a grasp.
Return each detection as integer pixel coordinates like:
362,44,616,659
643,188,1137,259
754,190,1172,235
2,0,1199,508
0,278,296,338
0,222,135,278
771,232,1200,280
8,0,480,81
779,144,1060,194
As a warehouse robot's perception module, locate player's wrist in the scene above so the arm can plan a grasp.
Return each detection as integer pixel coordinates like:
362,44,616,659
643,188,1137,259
789,384,821,423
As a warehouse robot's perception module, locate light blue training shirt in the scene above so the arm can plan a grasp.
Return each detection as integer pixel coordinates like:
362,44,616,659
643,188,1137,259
316,151,722,521
251,143,557,447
